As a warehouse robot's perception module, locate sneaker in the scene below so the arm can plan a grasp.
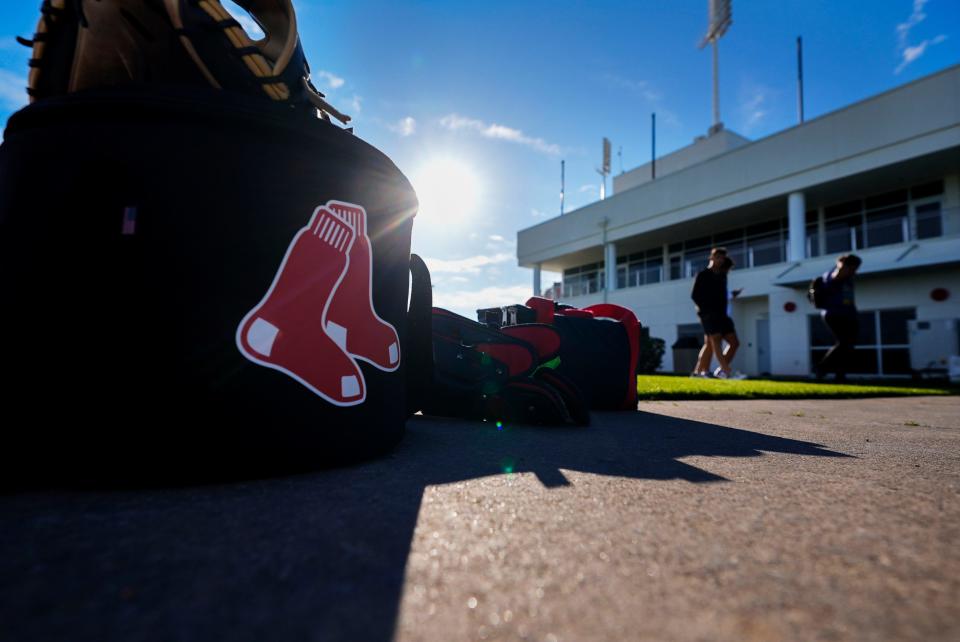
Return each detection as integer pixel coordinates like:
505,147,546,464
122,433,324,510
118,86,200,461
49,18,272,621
729,371,748,380
713,367,729,379
690,371,711,378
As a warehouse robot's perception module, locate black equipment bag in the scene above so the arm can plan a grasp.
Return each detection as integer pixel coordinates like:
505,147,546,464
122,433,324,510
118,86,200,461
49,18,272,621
419,309,589,426
525,298,641,411
0,88,421,479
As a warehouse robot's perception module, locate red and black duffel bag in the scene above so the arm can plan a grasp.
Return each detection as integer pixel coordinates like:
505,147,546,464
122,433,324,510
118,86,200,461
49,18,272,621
516,297,641,411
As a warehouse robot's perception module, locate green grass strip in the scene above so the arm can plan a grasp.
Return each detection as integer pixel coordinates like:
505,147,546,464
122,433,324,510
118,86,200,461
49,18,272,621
637,375,957,400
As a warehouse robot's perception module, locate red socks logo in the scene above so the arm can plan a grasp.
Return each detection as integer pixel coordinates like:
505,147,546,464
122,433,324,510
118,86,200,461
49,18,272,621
236,200,400,406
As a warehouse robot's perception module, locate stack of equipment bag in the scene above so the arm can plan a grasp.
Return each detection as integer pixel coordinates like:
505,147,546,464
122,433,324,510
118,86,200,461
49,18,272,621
416,308,590,426
489,297,642,412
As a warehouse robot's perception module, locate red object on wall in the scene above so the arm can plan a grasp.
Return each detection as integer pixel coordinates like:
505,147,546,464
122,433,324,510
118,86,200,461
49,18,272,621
931,288,949,302
784,301,797,313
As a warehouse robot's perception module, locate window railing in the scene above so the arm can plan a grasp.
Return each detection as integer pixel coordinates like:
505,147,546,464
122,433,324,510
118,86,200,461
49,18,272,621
556,206,954,297
822,204,949,254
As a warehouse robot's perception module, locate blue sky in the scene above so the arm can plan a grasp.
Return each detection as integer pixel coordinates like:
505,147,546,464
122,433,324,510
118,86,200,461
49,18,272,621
1,1,957,317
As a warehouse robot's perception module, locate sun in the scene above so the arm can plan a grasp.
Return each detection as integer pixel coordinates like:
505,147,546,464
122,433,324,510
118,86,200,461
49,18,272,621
410,157,482,224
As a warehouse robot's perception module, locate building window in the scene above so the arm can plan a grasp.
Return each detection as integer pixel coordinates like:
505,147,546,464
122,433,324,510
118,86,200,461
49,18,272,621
805,210,820,258
824,199,862,254
562,262,604,297
669,255,682,280
746,220,785,267
864,204,909,247
863,189,909,248
808,308,916,376
914,202,942,239
682,237,712,278
819,180,943,254
617,248,663,289
714,229,746,269
660,218,789,280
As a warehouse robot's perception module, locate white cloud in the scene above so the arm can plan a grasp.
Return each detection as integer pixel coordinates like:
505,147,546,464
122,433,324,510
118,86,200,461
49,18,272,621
389,116,416,136
578,184,598,194
894,0,947,74
603,73,680,127
315,70,345,89
433,284,533,315
897,0,929,49
0,69,27,110
736,78,779,134
423,252,513,274
604,73,662,103
485,234,514,251
531,208,549,219
440,113,561,156
742,89,768,130
348,94,362,112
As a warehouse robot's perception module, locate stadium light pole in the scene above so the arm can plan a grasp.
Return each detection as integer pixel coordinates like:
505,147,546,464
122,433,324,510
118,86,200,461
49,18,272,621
700,0,732,135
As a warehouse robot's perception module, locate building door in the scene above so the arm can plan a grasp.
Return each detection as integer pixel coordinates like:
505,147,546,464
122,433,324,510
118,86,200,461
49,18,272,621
756,318,771,375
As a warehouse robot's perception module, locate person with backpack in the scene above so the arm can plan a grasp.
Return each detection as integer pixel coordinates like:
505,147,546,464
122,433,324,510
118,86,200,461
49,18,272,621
691,249,744,379
814,254,863,382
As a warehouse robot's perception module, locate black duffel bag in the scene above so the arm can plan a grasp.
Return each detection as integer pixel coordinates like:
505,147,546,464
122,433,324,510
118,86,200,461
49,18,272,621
0,88,421,480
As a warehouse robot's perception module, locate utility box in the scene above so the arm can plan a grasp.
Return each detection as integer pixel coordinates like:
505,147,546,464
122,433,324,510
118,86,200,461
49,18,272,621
909,319,959,372
672,336,702,374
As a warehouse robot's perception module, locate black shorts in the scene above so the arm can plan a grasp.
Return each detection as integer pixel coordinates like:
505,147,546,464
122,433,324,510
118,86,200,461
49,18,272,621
699,312,735,336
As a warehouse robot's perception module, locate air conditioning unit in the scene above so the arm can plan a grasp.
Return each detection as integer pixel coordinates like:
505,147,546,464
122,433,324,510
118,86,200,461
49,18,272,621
909,319,960,371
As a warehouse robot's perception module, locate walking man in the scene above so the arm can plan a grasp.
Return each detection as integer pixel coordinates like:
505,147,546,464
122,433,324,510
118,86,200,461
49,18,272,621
691,249,743,378
817,254,862,382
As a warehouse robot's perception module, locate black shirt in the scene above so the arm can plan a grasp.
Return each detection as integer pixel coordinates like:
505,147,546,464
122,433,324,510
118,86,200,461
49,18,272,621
691,268,727,316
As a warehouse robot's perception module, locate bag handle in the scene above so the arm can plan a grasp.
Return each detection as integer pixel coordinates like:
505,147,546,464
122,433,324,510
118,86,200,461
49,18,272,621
405,253,433,416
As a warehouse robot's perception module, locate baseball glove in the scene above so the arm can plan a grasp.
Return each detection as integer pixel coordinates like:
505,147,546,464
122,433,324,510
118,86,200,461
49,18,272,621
20,0,349,123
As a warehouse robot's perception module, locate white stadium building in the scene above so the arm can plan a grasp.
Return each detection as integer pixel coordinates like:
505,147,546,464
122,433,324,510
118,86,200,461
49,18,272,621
517,65,960,377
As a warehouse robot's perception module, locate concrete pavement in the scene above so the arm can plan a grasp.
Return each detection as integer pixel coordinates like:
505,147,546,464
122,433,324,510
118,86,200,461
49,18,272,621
2,396,958,641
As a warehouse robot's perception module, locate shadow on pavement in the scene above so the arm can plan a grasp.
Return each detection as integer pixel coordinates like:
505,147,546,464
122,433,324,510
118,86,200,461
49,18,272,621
0,410,849,641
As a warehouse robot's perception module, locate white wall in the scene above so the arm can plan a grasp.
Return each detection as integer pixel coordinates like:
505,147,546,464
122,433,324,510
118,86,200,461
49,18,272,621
613,129,750,194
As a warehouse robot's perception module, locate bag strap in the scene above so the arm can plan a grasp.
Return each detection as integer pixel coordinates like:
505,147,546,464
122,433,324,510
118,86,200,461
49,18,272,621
405,253,433,416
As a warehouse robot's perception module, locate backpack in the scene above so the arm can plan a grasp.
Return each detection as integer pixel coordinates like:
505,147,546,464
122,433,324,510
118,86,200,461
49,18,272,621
0,88,424,479
808,276,827,309
416,308,589,426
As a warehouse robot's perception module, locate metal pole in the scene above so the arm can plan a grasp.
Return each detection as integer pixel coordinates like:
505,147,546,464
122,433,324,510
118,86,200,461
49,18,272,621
712,39,720,129
651,112,656,180
797,36,805,123
600,218,609,303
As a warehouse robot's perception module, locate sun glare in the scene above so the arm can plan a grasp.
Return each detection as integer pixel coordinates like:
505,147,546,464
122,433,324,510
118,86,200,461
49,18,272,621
411,157,481,224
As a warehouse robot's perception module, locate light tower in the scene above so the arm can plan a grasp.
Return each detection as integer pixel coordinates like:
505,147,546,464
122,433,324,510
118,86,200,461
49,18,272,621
700,0,732,135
